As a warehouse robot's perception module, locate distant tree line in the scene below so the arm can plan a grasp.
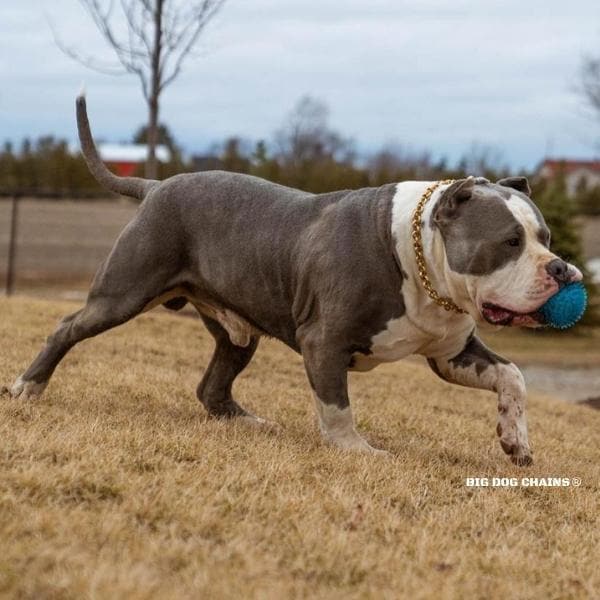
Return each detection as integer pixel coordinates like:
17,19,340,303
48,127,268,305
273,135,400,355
0,97,513,195
0,137,99,196
2,95,599,205
0,96,596,272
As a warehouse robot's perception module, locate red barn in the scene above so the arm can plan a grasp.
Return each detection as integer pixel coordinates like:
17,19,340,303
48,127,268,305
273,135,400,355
97,143,171,176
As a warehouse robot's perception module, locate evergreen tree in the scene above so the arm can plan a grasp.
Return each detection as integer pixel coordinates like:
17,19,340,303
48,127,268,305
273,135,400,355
250,140,281,182
575,184,600,215
220,138,250,173
133,123,188,179
531,176,584,267
0,142,17,189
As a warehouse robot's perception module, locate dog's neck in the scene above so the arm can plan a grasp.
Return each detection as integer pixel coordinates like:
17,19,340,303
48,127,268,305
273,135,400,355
391,181,472,319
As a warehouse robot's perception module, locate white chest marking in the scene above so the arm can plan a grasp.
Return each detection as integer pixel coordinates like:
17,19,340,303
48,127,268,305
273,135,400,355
351,317,427,371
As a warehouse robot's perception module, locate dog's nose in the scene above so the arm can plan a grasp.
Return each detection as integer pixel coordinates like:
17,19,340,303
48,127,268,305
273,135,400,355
545,258,572,284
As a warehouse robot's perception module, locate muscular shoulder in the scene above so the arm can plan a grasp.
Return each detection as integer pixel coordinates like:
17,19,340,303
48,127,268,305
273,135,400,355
297,184,406,337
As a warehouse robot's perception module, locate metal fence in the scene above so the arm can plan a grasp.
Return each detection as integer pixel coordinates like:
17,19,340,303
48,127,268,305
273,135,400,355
1,193,137,298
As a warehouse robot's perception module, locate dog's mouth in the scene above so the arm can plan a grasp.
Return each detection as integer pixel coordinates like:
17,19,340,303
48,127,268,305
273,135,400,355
481,302,544,327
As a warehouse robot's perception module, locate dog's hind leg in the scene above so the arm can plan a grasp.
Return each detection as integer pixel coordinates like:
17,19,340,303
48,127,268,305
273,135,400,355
197,315,271,427
9,214,180,400
10,296,147,400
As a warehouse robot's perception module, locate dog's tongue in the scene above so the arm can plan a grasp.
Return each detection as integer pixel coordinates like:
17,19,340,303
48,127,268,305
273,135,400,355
482,305,513,324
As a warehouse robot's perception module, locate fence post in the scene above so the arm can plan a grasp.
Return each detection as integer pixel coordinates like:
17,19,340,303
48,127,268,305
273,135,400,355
6,193,20,296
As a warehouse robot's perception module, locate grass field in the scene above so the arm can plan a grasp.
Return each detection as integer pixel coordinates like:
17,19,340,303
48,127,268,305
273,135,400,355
1,297,599,599
480,326,600,368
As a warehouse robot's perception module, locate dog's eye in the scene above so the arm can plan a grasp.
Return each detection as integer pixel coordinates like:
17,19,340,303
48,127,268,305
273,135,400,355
506,237,521,247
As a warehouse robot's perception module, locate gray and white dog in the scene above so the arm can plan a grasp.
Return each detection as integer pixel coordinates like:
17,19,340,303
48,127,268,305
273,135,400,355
9,95,583,465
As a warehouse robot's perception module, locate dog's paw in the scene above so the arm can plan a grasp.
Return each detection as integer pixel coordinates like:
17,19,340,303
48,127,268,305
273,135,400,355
497,419,532,466
325,431,391,456
346,441,391,457
510,453,534,467
500,438,533,467
236,414,281,433
365,445,392,457
8,376,47,401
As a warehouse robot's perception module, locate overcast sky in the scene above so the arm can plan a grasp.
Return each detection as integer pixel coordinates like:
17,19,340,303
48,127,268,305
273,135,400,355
2,1,600,170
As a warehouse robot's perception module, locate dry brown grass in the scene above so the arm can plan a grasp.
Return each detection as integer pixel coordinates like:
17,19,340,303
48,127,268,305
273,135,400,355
480,327,600,367
1,297,599,599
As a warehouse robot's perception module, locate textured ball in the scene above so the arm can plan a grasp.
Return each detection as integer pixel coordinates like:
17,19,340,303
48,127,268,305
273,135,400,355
539,282,588,329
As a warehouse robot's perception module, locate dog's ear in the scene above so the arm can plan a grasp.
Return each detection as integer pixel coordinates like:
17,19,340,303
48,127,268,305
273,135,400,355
433,177,475,224
497,176,531,197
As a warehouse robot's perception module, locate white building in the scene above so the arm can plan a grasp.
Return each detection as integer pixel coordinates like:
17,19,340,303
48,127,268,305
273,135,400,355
537,159,600,197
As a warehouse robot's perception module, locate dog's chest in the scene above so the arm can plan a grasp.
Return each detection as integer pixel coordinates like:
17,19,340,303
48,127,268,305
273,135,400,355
351,316,427,371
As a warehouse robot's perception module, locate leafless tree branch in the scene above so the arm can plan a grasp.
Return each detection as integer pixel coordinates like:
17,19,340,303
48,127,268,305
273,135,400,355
49,15,126,75
55,0,226,178
160,0,225,92
580,56,600,116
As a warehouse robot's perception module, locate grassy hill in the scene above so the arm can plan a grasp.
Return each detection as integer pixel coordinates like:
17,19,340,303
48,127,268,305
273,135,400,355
1,297,598,599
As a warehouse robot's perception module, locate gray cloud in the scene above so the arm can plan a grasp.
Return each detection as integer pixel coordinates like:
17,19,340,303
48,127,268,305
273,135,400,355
1,0,599,169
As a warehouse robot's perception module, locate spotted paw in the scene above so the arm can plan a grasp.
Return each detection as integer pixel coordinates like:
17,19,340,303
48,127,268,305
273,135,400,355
511,453,534,467
500,438,533,467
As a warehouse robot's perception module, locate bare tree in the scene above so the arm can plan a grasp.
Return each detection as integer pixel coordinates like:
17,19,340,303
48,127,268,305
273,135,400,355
275,96,353,170
457,143,508,179
55,0,225,178
580,56,600,122
368,143,436,183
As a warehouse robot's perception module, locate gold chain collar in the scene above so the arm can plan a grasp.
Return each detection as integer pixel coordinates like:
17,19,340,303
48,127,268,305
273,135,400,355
410,180,467,314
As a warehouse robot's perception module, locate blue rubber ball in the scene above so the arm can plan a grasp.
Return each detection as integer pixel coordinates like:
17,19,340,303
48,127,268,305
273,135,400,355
538,282,588,329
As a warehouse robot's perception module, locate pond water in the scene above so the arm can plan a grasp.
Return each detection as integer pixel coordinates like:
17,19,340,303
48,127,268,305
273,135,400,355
521,365,600,404
587,256,600,284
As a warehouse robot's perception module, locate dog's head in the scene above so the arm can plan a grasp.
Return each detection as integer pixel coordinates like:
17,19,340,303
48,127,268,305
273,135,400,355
432,176,582,327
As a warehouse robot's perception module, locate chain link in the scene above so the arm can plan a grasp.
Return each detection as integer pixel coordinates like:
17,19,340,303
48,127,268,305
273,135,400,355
411,180,467,314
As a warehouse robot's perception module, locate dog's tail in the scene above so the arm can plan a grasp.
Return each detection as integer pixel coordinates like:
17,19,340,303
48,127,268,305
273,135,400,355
76,91,157,200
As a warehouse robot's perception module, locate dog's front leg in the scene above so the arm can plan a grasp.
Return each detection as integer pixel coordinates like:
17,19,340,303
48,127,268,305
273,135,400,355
299,332,386,454
427,333,532,466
